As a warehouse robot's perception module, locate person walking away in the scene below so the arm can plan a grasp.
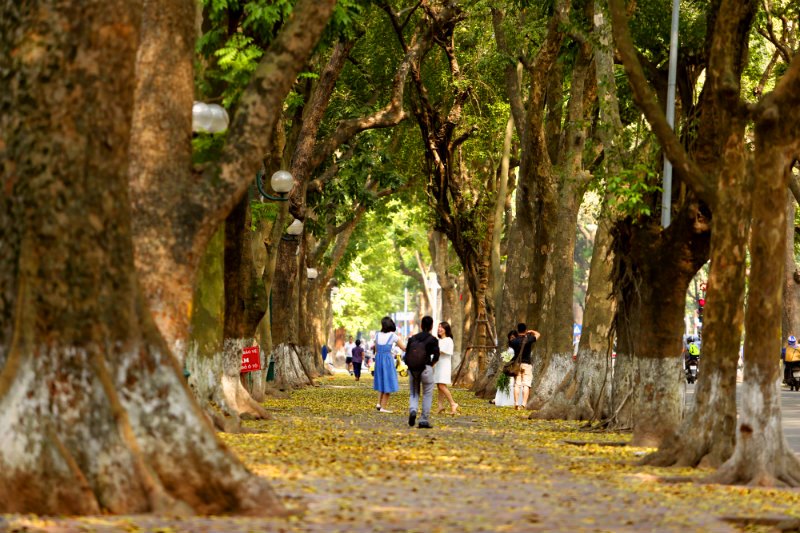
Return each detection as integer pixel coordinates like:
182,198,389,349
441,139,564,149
406,316,441,429
373,317,405,412
344,335,355,375
434,321,459,414
351,339,364,382
508,323,541,410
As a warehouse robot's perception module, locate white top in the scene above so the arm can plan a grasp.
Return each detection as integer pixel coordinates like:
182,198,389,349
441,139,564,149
344,341,355,356
375,332,398,347
438,336,454,356
433,336,454,385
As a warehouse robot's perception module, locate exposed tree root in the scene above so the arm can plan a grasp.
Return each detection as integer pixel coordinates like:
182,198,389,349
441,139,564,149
706,445,800,488
721,516,800,531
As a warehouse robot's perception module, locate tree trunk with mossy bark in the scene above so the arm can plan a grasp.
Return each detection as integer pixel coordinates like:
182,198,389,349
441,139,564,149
270,236,313,390
0,0,285,514
524,33,595,410
609,206,710,446
783,189,800,339
643,119,751,467
221,196,270,420
710,58,800,484
535,1,619,421
609,0,757,464
535,217,615,421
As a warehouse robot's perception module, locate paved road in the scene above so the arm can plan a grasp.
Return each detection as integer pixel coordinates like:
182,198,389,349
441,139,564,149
686,383,800,452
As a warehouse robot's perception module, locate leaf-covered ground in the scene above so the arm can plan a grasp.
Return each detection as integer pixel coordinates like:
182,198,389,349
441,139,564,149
5,373,800,532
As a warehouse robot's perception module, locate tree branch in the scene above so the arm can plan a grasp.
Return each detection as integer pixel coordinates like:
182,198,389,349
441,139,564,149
608,0,714,205
491,8,525,140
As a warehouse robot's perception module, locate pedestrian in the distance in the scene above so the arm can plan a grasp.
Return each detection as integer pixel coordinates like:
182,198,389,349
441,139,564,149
434,321,459,415
508,322,541,410
344,335,355,375
351,339,364,382
374,317,406,413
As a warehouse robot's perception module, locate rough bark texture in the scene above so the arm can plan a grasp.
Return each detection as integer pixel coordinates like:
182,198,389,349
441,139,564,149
783,189,800,339
610,207,710,446
535,219,615,421
0,0,283,514
532,0,619,422
644,117,751,467
711,56,800,486
222,196,269,418
612,0,757,464
270,236,312,389
128,0,196,360
524,29,596,410
494,3,568,340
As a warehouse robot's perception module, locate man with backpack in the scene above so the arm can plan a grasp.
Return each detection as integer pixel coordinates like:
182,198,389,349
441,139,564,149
405,316,440,429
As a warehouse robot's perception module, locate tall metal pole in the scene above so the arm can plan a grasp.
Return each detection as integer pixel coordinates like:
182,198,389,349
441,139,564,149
661,0,680,228
404,287,408,337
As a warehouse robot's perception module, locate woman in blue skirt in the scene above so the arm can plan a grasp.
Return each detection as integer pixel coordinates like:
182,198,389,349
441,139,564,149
373,316,406,413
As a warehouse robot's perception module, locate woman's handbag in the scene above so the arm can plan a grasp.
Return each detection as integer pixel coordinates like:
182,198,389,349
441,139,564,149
502,335,529,376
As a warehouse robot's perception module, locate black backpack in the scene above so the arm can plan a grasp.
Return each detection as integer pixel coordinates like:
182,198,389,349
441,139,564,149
405,336,430,377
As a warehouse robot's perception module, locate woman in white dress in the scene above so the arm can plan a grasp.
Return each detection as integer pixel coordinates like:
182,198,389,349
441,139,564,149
493,330,517,407
434,321,459,415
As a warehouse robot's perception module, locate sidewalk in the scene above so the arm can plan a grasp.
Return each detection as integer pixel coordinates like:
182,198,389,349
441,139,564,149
6,375,800,532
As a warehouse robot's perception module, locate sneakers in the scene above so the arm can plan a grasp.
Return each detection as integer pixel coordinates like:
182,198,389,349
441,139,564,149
417,421,433,429
376,404,381,411
408,411,417,427
379,408,393,413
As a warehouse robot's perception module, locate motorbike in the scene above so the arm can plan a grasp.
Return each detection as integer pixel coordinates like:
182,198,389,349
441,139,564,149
786,361,800,391
685,355,699,384
395,353,408,378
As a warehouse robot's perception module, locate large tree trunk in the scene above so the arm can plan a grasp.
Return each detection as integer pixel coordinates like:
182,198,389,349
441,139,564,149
535,217,615,421
526,187,583,410
128,0,196,361
644,125,751,467
533,0,619,422
0,0,283,514
270,236,313,389
783,189,800,339
636,0,757,467
610,207,710,446
525,36,595,410
711,59,800,484
221,196,270,419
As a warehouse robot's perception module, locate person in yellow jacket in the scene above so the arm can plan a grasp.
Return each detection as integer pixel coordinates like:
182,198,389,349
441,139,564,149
783,336,800,385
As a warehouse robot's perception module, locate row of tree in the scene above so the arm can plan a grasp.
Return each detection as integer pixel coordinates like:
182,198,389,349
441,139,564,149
1,0,799,517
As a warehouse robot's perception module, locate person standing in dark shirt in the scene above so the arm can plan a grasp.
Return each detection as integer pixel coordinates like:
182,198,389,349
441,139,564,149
507,322,541,410
405,316,440,428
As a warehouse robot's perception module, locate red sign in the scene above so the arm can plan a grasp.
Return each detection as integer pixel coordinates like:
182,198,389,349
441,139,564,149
241,346,261,373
